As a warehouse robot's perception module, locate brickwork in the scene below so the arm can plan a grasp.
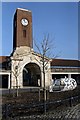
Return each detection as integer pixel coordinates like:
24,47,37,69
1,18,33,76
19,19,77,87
13,8,33,50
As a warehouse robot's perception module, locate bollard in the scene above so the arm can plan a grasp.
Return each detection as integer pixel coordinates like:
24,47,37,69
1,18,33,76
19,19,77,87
70,97,73,107
39,88,40,102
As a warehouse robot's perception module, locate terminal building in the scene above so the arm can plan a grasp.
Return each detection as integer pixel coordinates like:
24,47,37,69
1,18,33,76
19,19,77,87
0,8,80,89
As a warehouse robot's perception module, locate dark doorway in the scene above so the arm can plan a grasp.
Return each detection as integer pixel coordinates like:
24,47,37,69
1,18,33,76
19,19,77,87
71,74,80,85
0,75,8,88
23,63,41,87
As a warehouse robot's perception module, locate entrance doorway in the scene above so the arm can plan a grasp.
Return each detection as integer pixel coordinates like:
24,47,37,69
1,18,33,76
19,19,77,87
71,74,80,85
0,75,8,88
23,63,41,87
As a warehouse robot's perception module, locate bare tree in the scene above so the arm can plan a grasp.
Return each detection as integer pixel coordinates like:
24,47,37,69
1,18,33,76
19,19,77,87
34,34,58,114
11,58,22,97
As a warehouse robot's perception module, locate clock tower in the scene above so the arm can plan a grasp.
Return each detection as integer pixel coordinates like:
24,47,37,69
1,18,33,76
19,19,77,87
13,8,33,50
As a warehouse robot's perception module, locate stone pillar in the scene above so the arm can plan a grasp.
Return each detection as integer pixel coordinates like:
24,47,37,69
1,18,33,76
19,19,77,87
8,73,11,89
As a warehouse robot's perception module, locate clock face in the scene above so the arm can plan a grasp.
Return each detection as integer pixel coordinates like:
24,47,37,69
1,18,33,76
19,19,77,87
21,19,28,26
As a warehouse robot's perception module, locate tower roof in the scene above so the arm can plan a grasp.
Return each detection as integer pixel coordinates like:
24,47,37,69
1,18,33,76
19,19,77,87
17,8,31,12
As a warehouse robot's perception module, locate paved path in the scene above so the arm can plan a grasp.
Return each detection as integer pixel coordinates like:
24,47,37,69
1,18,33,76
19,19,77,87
49,103,80,119
65,104,80,119
1,103,80,119
19,103,80,120
47,103,80,119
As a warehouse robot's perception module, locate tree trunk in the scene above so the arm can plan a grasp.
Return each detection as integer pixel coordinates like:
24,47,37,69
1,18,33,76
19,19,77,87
16,77,18,97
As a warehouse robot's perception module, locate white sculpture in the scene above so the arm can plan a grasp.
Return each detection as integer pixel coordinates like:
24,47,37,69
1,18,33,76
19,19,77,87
49,77,77,92
61,77,77,91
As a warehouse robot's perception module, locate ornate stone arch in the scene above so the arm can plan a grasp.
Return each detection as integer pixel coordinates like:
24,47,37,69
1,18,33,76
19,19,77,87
23,62,42,87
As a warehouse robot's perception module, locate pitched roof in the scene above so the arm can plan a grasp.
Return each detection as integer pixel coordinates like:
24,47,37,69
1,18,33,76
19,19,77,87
51,59,80,67
0,56,9,64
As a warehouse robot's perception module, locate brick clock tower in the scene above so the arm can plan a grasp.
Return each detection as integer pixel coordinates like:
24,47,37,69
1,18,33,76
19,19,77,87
11,8,51,89
13,8,33,50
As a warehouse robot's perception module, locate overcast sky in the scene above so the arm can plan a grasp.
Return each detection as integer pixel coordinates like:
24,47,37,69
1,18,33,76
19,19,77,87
1,2,78,60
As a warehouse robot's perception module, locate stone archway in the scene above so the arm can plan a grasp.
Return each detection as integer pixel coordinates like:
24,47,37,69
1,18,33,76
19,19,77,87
23,63,41,87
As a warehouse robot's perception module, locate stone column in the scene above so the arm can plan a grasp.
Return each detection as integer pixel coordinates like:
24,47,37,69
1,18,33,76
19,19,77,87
8,73,11,89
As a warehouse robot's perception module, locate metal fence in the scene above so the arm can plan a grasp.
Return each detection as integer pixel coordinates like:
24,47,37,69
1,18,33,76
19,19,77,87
2,95,80,119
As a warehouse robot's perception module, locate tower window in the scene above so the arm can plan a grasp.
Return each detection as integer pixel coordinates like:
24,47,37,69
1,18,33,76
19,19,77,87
23,30,26,37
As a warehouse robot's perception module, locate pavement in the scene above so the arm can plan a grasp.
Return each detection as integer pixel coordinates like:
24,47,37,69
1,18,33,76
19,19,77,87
0,87,80,119
1,102,80,119
17,103,80,120
64,104,80,119
48,103,80,119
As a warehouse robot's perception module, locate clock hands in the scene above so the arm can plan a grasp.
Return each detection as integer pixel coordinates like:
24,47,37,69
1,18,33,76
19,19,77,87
23,19,26,23
21,19,28,26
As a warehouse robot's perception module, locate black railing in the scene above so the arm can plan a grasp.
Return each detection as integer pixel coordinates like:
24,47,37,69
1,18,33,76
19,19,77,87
2,95,80,119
